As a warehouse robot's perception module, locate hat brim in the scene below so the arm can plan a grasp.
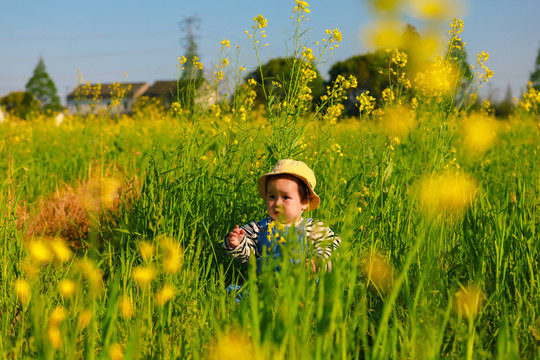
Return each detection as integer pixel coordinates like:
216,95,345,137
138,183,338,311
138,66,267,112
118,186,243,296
258,172,320,211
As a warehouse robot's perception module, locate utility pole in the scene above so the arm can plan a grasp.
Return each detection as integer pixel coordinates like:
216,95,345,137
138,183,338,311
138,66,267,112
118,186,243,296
179,15,203,82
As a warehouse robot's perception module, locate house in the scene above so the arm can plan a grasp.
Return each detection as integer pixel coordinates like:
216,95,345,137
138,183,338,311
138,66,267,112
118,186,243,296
66,82,149,115
143,80,179,108
142,80,218,110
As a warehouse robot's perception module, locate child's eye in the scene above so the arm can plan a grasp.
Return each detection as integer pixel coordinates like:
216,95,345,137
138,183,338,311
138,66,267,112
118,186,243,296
283,196,290,200
268,195,276,199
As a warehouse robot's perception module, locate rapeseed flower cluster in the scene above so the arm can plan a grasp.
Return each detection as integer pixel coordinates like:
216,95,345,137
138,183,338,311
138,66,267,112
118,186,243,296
519,82,540,113
253,14,267,30
356,91,376,115
110,82,131,109
474,51,493,83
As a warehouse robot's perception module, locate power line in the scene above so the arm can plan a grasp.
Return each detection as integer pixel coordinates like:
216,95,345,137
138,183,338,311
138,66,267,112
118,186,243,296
0,30,177,43
0,47,180,63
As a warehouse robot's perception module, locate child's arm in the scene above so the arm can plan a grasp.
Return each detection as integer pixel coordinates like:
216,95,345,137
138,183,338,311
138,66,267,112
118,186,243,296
223,221,261,263
226,225,245,248
307,219,341,272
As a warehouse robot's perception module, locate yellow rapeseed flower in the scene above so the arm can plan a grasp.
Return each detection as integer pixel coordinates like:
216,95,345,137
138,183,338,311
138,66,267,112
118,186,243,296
58,279,77,299
455,284,483,318
119,295,134,319
132,266,156,288
369,0,402,12
49,306,67,327
410,0,457,20
78,309,93,329
48,326,63,349
220,38,231,48
101,177,121,208
413,56,459,99
418,171,478,218
75,259,103,296
109,343,124,360
15,279,31,305
461,113,498,156
27,239,53,264
139,241,155,262
364,19,404,49
360,251,394,293
253,14,267,29
159,237,183,274
51,237,72,264
211,331,257,360
379,105,415,137
155,284,176,306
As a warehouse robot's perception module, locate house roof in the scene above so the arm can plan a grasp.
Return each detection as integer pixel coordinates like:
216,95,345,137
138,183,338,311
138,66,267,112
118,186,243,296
144,80,178,98
66,82,148,100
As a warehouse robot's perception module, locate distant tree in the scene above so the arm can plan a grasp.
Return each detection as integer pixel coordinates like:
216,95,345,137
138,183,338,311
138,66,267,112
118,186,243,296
245,57,325,108
529,45,540,90
327,50,388,115
0,91,40,119
494,83,515,118
25,57,62,112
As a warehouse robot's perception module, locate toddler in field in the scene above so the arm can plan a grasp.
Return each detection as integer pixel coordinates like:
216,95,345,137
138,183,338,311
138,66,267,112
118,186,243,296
224,159,341,274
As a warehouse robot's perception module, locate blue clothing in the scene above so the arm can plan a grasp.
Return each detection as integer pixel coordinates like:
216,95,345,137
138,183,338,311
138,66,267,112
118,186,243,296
224,217,340,272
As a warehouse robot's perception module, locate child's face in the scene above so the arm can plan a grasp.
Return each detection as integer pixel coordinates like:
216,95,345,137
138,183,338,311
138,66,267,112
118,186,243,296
266,175,308,226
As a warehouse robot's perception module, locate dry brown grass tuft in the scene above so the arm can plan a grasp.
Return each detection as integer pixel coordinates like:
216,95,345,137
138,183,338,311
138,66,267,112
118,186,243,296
16,176,140,249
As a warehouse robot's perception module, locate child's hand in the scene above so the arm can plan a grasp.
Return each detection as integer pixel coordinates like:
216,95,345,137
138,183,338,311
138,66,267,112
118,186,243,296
306,258,318,273
227,225,245,249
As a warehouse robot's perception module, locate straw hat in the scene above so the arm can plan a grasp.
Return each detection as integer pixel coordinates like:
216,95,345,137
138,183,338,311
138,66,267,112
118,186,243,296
257,159,320,211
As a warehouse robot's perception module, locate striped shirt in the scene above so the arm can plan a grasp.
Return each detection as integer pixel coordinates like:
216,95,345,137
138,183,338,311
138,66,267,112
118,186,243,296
224,217,341,271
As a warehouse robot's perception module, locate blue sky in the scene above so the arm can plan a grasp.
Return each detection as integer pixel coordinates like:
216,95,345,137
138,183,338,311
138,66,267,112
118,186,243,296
1,0,539,105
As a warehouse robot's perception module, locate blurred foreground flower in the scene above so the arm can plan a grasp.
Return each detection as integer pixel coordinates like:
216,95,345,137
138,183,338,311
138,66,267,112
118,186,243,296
363,19,405,49
27,239,53,264
418,171,478,218
15,279,31,305
413,56,459,99
51,237,72,263
48,326,63,349
75,258,103,296
109,343,124,360
155,284,176,306
119,295,134,319
132,266,156,288
49,306,67,327
380,105,415,137
455,284,483,318
211,331,257,360
159,236,184,274
78,309,93,329
139,241,155,262
58,279,77,299
409,0,461,21
461,113,498,156
360,251,394,293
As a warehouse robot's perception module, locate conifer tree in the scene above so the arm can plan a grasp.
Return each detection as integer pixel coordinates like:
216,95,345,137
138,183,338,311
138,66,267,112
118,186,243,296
25,57,62,111
529,45,540,90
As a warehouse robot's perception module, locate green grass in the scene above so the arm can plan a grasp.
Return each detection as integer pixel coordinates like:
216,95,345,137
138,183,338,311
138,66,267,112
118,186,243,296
1,109,538,359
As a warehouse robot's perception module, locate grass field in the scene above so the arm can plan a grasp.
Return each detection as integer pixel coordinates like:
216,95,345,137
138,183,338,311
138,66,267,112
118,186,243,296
1,3,540,359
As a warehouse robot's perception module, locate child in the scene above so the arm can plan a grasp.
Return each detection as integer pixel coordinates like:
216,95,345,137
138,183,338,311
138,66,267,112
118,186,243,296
224,159,341,273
